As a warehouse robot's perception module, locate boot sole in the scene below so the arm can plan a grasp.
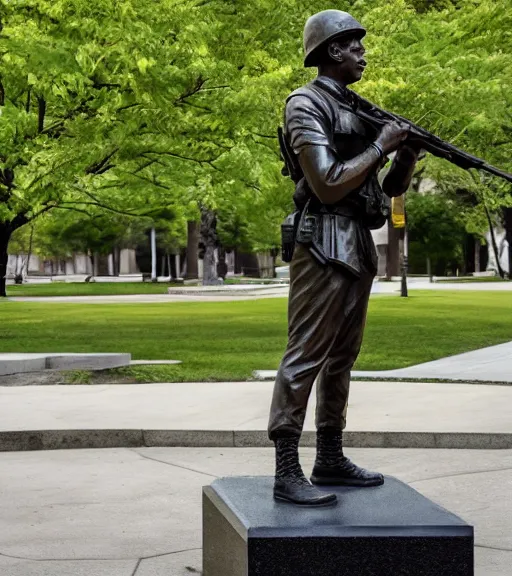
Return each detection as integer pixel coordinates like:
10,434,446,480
310,475,385,488
274,494,338,507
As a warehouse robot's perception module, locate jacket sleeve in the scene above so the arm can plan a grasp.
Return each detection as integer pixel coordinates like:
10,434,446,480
286,94,383,205
381,145,419,198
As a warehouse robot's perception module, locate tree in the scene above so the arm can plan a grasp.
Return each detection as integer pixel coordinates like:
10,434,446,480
0,0,241,295
2,0,511,293
406,190,466,276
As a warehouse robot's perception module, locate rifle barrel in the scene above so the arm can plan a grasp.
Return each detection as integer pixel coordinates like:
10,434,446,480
351,90,512,185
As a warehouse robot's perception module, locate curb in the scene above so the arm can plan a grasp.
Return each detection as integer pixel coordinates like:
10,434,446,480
252,371,512,386
1,430,512,452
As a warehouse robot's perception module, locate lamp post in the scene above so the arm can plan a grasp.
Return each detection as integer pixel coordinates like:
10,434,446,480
401,219,408,298
391,195,408,298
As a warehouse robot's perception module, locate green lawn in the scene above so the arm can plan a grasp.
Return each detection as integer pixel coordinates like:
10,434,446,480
1,291,511,382
6,281,177,297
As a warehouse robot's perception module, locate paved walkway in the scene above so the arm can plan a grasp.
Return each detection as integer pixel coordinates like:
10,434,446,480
354,341,512,382
1,380,511,450
8,279,512,303
8,289,289,304
255,341,512,384
0,447,510,575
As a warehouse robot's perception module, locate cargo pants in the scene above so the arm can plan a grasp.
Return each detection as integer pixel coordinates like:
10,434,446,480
268,242,375,439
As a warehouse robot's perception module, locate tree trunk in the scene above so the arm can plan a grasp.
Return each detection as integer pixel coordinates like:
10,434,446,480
169,254,175,280
485,207,505,279
150,227,157,282
474,238,481,273
504,207,512,279
186,221,199,279
113,247,120,276
234,249,242,275
0,225,12,297
427,256,433,282
24,225,35,279
200,207,221,286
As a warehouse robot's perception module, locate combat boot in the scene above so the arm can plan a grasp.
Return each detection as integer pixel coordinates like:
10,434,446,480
311,427,384,487
273,436,337,506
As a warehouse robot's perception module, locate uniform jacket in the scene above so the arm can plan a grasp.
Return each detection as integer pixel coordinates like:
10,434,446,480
285,75,387,277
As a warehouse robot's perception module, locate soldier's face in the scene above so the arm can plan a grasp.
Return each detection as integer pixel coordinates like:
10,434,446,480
329,37,367,85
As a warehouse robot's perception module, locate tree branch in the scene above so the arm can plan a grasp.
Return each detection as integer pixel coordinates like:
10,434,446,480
37,95,46,133
117,102,141,112
121,170,172,190
175,77,208,105
0,78,5,106
85,147,119,175
24,204,56,223
10,213,29,230
251,132,277,139
180,100,213,112
52,205,93,217
141,149,219,165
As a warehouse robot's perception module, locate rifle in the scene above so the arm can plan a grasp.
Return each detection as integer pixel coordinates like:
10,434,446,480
278,126,303,184
339,87,512,184
278,83,512,185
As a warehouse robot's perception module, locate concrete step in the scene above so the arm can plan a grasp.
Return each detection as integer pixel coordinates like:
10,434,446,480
0,353,131,376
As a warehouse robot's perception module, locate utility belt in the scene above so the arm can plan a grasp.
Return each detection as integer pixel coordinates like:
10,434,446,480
281,201,386,264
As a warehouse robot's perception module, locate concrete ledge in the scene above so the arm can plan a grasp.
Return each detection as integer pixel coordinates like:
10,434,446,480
0,355,47,376
0,430,144,451
143,429,235,447
47,353,131,371
0,353,131,376
1,429,512,452
130,360,182,366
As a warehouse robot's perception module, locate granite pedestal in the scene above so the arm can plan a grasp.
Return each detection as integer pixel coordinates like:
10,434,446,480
203,476,473,576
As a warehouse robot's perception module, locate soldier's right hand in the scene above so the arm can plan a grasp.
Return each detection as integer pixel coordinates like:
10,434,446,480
376,121,409,154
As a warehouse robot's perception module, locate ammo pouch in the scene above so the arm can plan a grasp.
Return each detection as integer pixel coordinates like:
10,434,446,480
281,211,300,263
296,202,327,266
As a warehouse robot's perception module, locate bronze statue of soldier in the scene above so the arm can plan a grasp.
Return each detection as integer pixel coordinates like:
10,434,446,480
269,9,420,506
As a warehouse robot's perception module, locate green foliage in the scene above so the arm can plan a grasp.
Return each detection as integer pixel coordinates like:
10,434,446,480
406,190,466,273
1,0,511,272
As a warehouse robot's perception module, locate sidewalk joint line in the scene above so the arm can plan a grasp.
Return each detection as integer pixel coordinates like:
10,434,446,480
140,546,202,561
0,551,138,562
408,465,512,485
129,448,218,478
475,544,512,553
131,558,142,576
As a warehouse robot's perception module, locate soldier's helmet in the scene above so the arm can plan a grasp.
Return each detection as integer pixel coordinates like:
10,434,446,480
303,10,366,67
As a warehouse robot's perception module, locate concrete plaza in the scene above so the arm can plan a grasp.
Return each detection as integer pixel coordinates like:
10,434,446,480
1,380,512,451
0,447,510,575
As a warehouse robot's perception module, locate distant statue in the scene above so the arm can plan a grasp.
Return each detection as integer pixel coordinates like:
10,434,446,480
269,10,420,506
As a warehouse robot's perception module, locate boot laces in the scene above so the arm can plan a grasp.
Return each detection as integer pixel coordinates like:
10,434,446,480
317,432,346,467
276,438,310,485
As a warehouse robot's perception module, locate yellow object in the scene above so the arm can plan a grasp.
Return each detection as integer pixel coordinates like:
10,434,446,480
392,196,406,228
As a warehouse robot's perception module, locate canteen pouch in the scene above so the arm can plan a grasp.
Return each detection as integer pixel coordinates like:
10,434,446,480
281,211,300,263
